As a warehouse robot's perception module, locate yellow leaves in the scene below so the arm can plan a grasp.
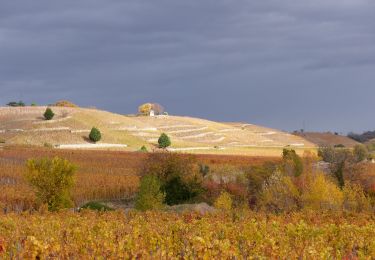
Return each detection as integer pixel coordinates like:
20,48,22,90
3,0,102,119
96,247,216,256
214,191,232,211
302,174,344,211
138,103,153,115
258,171,300,212
25,157,76,211
194,236,206,245
342,183,372,212
22,236,48,259
0,211,375,258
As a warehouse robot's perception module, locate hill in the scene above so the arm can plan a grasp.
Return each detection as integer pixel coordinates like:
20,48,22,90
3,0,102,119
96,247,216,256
348,131,375,143
0,106,315,155
294,132,360,148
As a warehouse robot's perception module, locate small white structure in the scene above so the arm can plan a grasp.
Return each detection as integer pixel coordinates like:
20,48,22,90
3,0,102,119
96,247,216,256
149,109,155,117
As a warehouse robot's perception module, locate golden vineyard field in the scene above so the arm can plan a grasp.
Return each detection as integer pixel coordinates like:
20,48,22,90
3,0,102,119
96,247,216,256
0,146,277,211
0,210,374,259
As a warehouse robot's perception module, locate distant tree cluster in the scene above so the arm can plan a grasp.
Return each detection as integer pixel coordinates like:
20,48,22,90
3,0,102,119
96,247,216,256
6,101,40,106
318,145,369,188
53,100,78,107
138,103,165,115
133,148,373,214
6,101,25,107
6,100,80,107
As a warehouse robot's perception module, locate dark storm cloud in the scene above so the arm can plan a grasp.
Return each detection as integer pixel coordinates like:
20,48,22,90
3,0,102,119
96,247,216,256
1,0,375,132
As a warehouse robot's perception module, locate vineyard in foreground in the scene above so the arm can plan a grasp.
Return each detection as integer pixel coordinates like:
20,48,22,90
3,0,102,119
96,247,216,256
0,210,374,258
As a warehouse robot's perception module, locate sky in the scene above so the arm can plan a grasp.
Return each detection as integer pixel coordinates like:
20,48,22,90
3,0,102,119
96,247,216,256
1,0,375,133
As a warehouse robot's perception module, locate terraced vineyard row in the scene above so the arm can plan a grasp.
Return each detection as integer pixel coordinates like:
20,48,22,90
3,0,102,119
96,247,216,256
0,107,315,154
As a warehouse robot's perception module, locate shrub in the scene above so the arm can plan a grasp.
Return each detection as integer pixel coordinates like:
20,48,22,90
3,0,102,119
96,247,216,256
162,176,195,205
301,174,343,211
342,183,371,212
318,146,371,189
31,102,37,106
43,108,55,120
247,162,277,195
353,144,368,162
214,191,233,211
25,157,76,211
89,127,101,143
139,145,148,152
135,175,165,211
158,133,171,148
258,171,300,213
282,149,303,177
141,153,203,205
54,100,78,107
317,147,352,188
80,201,113,211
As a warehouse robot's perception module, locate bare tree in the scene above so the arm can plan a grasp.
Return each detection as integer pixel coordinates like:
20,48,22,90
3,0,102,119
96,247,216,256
152,103,164,115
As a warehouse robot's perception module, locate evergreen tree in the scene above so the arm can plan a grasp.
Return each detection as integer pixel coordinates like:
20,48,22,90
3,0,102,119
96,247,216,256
89,127,101,143
44,108,55,120
158,133,171,148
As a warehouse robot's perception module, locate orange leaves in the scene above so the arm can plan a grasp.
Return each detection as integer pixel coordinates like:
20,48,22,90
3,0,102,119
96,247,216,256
0,237,5,254
0,147,141,211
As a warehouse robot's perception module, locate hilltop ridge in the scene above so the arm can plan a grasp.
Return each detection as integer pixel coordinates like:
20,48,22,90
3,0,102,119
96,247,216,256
0,106,315,155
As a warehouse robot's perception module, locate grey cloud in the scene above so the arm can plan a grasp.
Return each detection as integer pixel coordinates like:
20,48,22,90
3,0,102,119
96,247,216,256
1,0,375,132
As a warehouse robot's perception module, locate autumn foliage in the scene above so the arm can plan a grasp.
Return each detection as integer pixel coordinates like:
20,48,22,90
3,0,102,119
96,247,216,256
0,211,375,258
53,100,78,107
0,146,375,258
25,157,76,211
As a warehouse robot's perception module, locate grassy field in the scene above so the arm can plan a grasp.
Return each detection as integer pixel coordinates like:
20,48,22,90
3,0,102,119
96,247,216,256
0,106,316,156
